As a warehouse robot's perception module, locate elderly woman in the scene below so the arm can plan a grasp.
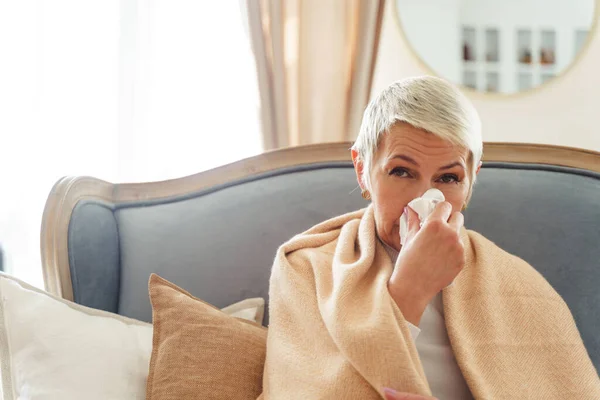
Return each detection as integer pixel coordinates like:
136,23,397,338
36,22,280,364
260,77,599,400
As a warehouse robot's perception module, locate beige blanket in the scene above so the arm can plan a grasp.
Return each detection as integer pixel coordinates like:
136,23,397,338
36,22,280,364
261,206,600,399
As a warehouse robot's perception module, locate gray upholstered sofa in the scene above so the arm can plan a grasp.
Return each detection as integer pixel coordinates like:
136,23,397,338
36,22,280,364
40,142,600,373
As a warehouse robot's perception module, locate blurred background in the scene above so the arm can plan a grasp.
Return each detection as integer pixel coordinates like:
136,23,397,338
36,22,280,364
0,0,598,287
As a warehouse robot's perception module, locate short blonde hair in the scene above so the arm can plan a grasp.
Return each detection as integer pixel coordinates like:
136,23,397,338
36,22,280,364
352,76,483,198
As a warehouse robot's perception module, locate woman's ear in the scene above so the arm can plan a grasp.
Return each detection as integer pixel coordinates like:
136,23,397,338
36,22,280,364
476,161,482,175
351,149,366,190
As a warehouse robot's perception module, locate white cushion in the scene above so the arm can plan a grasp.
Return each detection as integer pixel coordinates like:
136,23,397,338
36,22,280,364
221,297,265,325
0,273,263,400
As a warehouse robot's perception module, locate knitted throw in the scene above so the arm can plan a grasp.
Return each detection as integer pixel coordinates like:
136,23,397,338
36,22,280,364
260,206,600,399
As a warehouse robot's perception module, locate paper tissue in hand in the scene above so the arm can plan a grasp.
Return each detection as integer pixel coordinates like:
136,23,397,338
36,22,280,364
399,188,457,288
399,188,445,246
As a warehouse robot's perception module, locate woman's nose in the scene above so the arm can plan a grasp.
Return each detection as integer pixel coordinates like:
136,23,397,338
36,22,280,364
414,182,437,199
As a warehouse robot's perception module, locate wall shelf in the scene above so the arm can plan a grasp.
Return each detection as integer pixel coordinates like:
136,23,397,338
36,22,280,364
461,25,579,92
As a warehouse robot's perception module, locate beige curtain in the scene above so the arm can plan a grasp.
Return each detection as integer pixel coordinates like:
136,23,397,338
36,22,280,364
245,0,386,150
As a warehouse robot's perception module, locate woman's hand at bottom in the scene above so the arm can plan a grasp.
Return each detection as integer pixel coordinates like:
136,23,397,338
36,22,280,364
388,202,465,326
383,387,439,400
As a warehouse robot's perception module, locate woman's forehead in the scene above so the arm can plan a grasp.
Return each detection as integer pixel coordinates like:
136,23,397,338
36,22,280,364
377,125,468,162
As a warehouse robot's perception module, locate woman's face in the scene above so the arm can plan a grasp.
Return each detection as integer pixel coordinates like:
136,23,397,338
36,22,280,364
353,122,479,251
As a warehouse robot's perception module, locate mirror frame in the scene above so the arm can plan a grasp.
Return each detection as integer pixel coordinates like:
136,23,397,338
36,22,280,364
392,0,600,97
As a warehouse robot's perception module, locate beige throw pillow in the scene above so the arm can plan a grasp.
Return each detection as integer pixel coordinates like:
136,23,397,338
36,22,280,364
146,274,267,400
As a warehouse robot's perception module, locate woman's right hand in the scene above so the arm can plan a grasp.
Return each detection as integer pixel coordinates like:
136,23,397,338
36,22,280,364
387,201,465,326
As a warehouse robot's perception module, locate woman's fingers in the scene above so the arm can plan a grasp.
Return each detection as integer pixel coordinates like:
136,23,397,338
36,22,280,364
426,201,453,223
383,388,438,400
405,206,421,238
448,211,465,233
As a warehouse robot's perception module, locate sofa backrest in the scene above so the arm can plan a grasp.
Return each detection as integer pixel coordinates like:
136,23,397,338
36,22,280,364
67,164,366,322
41,142,600,371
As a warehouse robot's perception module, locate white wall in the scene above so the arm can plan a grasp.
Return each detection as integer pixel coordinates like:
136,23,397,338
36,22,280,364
373,0,600,151
397,0,461,83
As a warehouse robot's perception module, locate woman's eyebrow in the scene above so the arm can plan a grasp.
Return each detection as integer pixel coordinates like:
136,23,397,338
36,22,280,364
392,155,464,171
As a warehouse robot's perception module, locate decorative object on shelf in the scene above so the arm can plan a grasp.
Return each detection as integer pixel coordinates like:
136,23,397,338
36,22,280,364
540,30,556,65
517,29,533,64
394,0,597,94
462,26,476,61
540,49,556,65
463,43,472,61
519,50,533,64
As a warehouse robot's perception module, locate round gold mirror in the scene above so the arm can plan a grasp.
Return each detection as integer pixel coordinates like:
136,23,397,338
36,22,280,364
394,0,597,94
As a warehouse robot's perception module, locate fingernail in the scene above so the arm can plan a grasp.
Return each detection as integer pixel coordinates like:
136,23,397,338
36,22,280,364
383,387,397,396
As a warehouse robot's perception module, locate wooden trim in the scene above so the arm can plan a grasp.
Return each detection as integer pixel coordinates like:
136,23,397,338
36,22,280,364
482,142,600,173
40,177,115,300
40,142,600,299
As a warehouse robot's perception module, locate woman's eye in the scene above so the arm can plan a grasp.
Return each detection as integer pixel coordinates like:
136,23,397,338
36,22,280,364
439,174,459,184
390,167,409,177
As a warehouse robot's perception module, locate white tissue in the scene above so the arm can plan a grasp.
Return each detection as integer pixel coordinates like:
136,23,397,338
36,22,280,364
399,188,445,246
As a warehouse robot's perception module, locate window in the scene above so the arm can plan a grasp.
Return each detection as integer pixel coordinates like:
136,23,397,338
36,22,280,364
0,1,261,286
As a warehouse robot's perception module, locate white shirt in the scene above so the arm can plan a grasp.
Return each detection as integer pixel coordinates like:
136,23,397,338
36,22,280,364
383,242,474,400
